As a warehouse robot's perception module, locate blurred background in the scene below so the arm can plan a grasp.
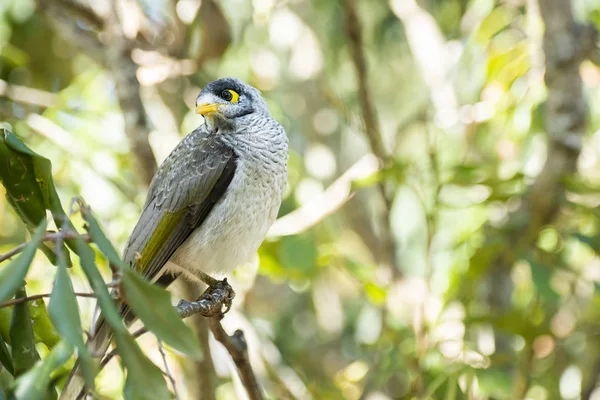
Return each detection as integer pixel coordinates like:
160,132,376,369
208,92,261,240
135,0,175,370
1,0,600,398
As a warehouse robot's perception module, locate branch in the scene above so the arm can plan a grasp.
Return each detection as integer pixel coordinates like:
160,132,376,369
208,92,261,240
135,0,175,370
342,0,387,163
0,80,58,108
40,0,158,186
105,0,157,187
48,0,104,30
482,0,595,361
0,232,90,264
208,318,263,400
98,281,262,400
342,0,400,277
0,292,96,309
267,153,379,238
156,338,180,400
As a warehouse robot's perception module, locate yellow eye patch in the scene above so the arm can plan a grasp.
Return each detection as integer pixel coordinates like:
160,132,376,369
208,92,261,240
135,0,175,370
223,89,240,103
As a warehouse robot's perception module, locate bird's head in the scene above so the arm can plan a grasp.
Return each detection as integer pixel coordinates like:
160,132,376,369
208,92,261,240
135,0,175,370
195,77,267,131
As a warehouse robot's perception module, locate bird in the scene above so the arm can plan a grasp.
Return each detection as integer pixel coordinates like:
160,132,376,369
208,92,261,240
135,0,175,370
61,77,288,399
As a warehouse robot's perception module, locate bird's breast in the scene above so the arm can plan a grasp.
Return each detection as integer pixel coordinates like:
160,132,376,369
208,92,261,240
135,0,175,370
170,150,287,277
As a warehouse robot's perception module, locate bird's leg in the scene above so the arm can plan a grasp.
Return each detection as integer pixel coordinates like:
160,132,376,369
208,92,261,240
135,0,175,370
197,272,236,314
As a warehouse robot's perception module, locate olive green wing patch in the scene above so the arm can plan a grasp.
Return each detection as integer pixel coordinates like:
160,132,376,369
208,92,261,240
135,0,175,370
123,132,237,282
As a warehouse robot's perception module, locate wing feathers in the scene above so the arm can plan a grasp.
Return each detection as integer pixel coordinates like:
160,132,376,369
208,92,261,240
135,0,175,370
123,129,237,283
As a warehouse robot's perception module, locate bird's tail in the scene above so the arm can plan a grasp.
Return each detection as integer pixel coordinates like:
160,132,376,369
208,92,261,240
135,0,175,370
59,318,114,400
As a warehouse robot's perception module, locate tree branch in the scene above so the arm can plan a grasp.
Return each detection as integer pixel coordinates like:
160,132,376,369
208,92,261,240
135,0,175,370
97,280,263,399
156,338,180,400
342,0,400,277
0,232,90,264
483,0,595,372
208,318,263,400
0,292,96,310
0,80,58,108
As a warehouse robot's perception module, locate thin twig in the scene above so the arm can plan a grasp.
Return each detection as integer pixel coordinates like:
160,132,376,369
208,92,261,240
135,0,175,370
0,292,96,309
0,232,91,264
97,282,262,400
208,318,263,400
157,338,180,400
99,279,234,369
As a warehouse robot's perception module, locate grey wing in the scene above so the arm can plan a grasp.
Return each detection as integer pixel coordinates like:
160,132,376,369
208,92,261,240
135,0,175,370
123,130,237,283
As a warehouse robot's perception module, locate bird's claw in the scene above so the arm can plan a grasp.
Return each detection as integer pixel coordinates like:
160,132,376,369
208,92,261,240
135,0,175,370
195,278,236,316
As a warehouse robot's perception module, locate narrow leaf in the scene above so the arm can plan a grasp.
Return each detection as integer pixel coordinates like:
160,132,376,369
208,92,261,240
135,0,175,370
118,334,171,400
71,233,170,398
48,247,96,389
0,129,75,263
122,269,202,359
0,339,13,376
79,204,126,268
71,235,124,331
28,300,60,349
0,221,47,304
9,289,40,376
13,340,73,400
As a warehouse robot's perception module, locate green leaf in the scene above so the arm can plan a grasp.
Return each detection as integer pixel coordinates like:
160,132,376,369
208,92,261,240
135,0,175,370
28,300,60,349
278,234,317,275
526,257,560,306
0,366,13,399
119,334,172,400
364,282,386,306
71,234,124,332
79,203,126,268
12,340,73,400
0,220,47,305
573,233,600,255
48,248,96,389
71,233,170,399
0,338,13,376
0,130,48,230
0,129,75,265
121,269,202,359
9,289,40,376
0,309,10,344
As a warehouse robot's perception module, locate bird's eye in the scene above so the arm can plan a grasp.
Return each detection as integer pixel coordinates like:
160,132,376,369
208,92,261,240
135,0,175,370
221,89,239,103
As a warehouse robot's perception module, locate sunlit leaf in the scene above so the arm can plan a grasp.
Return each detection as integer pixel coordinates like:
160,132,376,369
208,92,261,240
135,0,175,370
48,247,96,389
476,367,512,399
12,340,72,400
9,289,39,376
0,220,46,305
121,269,202,359
364,282,386,306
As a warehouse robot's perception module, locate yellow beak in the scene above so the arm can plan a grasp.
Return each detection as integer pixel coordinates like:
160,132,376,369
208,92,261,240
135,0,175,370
196,103,220,115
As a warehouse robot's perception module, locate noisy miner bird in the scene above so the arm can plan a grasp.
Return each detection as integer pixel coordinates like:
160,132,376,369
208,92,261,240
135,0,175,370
61,77,288,399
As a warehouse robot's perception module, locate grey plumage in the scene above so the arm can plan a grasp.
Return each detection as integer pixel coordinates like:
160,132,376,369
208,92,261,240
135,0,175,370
61,77,288,399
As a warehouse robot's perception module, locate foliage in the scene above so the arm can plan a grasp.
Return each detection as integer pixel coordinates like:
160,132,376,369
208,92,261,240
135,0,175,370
0,129,198,398
0,0,600,399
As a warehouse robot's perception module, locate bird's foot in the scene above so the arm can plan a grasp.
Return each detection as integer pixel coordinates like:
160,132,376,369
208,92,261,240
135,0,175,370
201,278,236,315
176,278,235,318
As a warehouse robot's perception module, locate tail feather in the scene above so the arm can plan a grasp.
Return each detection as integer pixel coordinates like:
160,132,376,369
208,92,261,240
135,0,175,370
60,319,113,400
